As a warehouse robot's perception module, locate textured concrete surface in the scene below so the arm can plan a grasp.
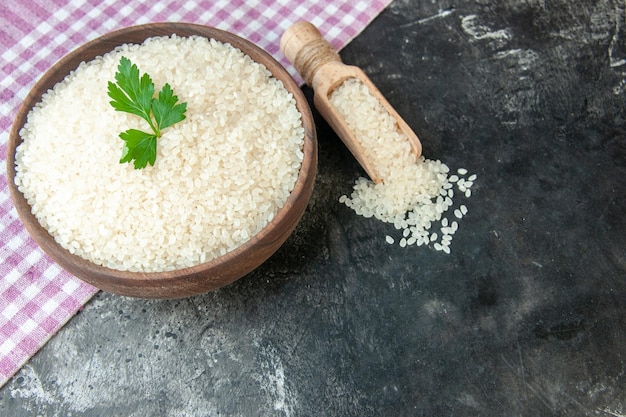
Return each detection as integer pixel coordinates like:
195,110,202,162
2,0,626,416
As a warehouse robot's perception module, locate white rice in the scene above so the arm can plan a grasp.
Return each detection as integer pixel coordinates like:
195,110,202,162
14,35,305,272
330,78,475,253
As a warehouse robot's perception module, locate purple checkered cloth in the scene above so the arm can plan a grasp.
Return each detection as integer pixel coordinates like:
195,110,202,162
0,0,392,388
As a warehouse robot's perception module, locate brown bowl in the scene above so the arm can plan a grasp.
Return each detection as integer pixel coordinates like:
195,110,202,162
6,23,317,299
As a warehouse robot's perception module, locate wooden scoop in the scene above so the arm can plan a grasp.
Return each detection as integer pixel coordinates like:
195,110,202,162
280,21,422,184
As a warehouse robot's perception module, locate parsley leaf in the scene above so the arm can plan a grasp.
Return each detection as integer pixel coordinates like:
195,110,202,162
107,56,187,169
107,57,154,125
152,83,187,131
119,129,157,169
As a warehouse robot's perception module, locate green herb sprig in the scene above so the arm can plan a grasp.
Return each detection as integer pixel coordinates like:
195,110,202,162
107,56,187,169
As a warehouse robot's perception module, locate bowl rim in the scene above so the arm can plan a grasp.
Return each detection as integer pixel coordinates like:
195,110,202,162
6,22,317,297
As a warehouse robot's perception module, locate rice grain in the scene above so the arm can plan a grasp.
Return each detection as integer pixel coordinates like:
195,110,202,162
15,35,305,272
331,78,476,254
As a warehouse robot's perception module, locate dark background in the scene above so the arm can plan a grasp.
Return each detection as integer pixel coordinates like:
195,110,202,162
2,1,625,416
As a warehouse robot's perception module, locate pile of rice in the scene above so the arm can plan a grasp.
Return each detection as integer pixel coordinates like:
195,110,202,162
331,78,475,254
14,35,305,272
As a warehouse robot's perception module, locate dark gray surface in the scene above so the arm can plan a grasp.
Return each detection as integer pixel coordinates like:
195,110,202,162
2,1,625,416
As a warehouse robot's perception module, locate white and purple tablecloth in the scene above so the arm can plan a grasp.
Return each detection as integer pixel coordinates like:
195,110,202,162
0,0,392,388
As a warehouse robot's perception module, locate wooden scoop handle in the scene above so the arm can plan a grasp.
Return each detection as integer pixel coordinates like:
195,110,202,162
280,21,342,86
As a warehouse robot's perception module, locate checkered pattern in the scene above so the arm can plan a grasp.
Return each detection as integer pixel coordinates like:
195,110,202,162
0,0,391,388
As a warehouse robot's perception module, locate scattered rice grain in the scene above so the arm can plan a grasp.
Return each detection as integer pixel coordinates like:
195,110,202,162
331,77,476,254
